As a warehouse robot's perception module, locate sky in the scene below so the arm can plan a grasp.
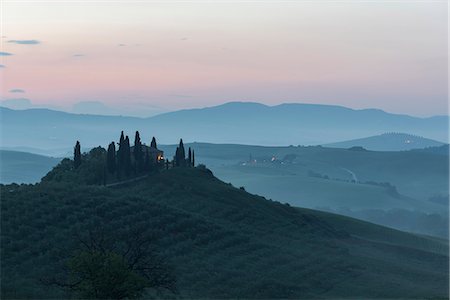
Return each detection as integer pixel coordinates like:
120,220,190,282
0,1,448,117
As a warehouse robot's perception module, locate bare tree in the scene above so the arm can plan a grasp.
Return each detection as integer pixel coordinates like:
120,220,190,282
41,227,176,299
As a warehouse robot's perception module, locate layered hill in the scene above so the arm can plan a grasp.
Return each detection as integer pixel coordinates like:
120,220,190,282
3,144,447,204
1,102,448,149
0,150,60,184
325,132,446,151
1,142,448,238
158,142,449,204
1,163,448,299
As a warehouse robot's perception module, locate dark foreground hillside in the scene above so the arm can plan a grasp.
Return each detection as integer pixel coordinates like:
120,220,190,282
1,167,448,299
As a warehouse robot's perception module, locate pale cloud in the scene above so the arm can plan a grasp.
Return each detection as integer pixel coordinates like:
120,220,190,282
9,89,26,93
8,39,40,45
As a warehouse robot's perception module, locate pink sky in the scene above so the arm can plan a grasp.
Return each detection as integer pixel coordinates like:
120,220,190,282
0,1,447,117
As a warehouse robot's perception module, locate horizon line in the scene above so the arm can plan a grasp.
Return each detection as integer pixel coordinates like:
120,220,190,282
1,101,448,119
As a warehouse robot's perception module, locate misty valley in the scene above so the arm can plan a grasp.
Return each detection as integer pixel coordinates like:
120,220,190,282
2,1,448,298
1,104,449,299
2,120,448,239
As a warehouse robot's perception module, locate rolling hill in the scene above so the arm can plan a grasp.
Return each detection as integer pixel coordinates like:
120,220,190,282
325,132,446,151
0,150,61,184
160,143,449,238
1,165,448,299
158,142,449,205
1,102,448,150
3,144,447,205
2,143,448,237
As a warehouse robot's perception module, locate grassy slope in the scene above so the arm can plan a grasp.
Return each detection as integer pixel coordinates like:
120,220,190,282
213,164,430,211
299,207,449,255
1,167,448,299
162,143,448,209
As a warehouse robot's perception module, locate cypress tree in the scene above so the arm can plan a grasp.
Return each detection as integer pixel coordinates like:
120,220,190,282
188,147,192,166
192,150,195,167
151,137,157,149
179,139,185,159
133,131,143,173
119,131,125,146
175,147,180,167
107,142,116,174
117,131,125,179
74,141,81,169
124,136,131,176
178,139,186,166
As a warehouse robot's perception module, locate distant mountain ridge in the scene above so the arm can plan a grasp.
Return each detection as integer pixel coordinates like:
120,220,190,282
325,132,446,151
1,102,448,150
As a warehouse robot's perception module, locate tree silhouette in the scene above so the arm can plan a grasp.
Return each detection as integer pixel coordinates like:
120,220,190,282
192,150,195,167
174,139,186,167
188,147,192,166
117,131,125,179
68,250,145,299
150,137,157,149
124,136,131,177
42,229,177,299
179,139,185,162
119,131,125,151
175,147,180,167
107,142,116,174
74,141,81,169
133,131,143,173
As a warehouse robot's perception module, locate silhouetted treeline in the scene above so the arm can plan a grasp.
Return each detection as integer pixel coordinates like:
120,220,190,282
72,131,196,184
174,139,195,167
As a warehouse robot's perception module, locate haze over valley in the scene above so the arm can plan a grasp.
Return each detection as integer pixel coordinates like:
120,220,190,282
1,1,448,299
1,103,448,239
1,102,448,151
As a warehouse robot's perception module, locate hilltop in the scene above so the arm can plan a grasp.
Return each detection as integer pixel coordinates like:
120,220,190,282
325,132,446,151
1,148,448,299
